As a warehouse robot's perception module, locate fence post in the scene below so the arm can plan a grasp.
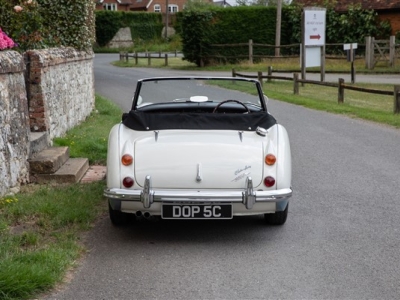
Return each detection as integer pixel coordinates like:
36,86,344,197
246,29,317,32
249,39,253,65
394,85,400,114
293,73,299,95
125,52,128,62
159,51,162,58
148,56,151,66
258,71,263,87
338,78,344,103
267,66,272,83
365,36,372,69
390,36,395,67
135,52,138,65
232,69,236,77
165,54,168,66
119,52,123,61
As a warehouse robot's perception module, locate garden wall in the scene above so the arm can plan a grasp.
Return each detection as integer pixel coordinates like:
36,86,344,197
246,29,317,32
0,51,30,197
26,48,95,141
0,48,95,197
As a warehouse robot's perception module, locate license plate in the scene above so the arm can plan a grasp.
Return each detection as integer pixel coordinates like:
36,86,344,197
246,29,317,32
162,204,232,219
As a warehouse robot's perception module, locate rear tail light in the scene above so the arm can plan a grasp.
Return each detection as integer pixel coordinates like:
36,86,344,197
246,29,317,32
121,154,133,166
264,176,275,187
265,154,276,166
123,177,134,188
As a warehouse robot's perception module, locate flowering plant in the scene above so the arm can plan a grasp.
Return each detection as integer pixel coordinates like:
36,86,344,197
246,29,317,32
0,28,16,50
8,0,53,51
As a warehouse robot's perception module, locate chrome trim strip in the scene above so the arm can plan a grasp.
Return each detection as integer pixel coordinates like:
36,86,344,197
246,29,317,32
104,175,292,210
196,163,202,182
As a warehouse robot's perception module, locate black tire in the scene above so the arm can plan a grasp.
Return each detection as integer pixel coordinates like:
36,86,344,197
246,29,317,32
108,202,130,226
264,203,288,225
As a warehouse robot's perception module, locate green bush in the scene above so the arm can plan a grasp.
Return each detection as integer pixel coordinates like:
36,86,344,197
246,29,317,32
181,6,289,66
0,0,95,52
180,3,392,65
95,11,163,47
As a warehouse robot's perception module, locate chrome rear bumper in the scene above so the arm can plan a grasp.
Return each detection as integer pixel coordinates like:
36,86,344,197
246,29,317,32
104,176,292,210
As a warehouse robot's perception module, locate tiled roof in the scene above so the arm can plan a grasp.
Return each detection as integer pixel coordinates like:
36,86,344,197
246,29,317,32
293,0,400,11
121,0,152,8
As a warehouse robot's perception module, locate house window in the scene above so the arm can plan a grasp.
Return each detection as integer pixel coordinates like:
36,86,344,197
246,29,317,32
154,4,161,12
168,4,178,13
103,3,117,11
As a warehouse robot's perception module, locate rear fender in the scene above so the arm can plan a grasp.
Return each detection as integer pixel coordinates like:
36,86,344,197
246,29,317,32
276,124,292,190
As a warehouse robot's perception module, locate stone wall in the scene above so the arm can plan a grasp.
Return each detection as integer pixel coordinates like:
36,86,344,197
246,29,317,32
0,51,31,196
0,48,95,197
26,48,95,142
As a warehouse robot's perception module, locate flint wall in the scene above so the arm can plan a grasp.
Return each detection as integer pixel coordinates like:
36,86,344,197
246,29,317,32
0,48,95,197
0,51,30,196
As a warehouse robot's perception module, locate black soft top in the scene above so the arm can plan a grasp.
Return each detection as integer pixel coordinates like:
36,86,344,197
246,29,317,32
122,111,277,131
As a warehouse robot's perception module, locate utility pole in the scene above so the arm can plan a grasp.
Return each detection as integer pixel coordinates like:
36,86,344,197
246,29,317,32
275,0,282,56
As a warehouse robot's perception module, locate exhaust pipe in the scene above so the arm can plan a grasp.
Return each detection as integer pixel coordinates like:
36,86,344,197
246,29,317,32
136,211,142,217
143,212,151,219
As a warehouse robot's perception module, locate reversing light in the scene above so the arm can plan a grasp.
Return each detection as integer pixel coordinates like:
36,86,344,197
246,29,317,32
123,177,134,188
264,176,275,187
265,154,276,166
121,154,133,166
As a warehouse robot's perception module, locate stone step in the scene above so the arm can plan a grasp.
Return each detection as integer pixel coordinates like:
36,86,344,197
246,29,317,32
29,132,49,157
34,158,89,184
29,146,69,174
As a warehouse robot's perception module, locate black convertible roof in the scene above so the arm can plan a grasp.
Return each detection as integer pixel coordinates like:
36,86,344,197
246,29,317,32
122,111,276,131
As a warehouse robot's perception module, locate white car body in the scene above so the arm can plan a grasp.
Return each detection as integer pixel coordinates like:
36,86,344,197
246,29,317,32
104,77,292,225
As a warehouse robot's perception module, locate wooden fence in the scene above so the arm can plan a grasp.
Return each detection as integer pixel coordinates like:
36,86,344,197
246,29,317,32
119,51,181,66
232,69,400,114
210,37,399,69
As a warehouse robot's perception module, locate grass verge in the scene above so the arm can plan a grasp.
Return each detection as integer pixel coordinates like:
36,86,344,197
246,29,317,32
112,55,400,74
0,95,122,300
263,81,400,128
210,79,400,128
0,182,106,300
53,95,122,165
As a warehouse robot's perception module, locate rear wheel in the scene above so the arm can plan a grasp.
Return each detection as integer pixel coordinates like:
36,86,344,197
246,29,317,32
108,202,130,226
264,203,288,225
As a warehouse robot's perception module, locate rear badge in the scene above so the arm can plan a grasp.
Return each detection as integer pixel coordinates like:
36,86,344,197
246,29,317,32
232,165,251,182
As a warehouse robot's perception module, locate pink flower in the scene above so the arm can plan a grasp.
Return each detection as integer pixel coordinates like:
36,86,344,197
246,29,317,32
0,28,16,50
14,5,23,12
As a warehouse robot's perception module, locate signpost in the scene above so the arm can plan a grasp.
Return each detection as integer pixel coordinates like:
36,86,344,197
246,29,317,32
301,7,326,82
344,43,358,83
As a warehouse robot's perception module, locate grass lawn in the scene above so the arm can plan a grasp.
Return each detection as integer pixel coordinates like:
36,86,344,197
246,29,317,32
0,95,122,300
113,55,400,74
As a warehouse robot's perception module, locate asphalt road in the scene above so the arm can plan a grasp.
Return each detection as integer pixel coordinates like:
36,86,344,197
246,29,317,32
46,54,400,300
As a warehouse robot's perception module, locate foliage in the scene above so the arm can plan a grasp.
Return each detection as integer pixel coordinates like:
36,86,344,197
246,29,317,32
179,1,392,65
184,0,216,11
38,0,95,51
180,10,214,66
0,0,95,52
0,28,16,50
95,11,163,47
284,1,392,54
181,6,290,65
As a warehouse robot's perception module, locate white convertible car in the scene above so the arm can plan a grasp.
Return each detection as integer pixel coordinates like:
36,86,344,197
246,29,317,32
104,77,292,226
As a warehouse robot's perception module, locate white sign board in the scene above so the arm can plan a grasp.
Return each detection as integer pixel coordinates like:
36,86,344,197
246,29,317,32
304,10,326,46
343,43,358,50
306,47,321,67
